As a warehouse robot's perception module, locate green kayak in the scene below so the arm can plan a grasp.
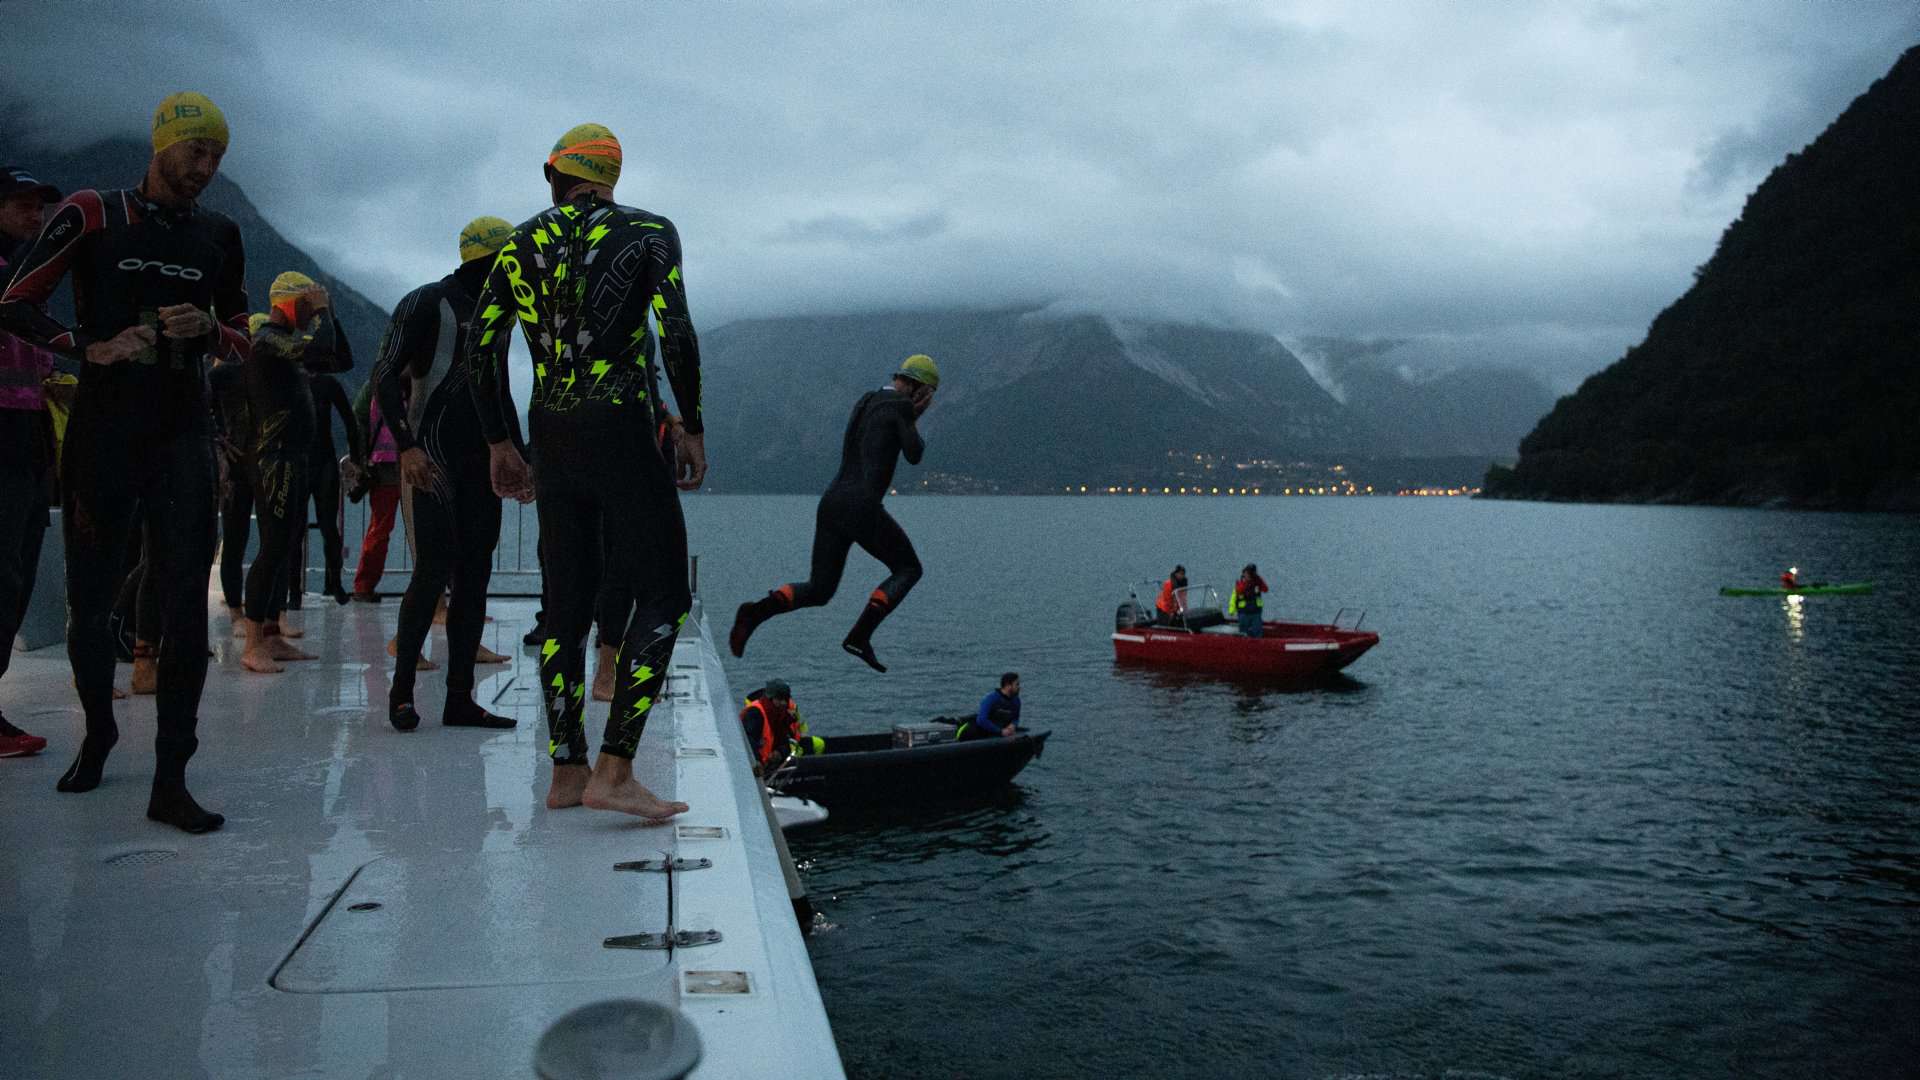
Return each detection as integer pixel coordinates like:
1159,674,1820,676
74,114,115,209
1719,583,1874,597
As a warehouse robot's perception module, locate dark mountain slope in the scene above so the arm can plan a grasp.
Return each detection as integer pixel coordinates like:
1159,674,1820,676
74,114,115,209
1486,45,1920,509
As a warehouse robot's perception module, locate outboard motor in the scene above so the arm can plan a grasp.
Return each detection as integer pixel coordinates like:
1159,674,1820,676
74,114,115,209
1116,600,1153,630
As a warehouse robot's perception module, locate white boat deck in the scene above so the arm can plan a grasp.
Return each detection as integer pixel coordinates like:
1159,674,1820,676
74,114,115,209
0,592,844,1079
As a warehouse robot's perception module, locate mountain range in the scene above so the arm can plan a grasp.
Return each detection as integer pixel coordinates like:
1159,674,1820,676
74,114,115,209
4,129,1555,493
699,310,1552,493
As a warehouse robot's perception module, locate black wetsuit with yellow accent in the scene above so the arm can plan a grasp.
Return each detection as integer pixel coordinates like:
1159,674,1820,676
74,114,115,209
0,186,247,819
242,314,341,624
468,193,701,764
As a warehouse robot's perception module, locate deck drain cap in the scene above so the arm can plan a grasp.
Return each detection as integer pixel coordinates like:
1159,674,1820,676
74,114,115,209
683,970,749,995
535,999,701,1080
104,849,178,867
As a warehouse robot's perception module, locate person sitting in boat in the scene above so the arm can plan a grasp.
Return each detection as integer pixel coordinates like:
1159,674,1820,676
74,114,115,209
957,672,1021,741
1780,567,1801,589
741,679,799,775
1155,566,1188,624
787,701,825,758
1227,563,1268,637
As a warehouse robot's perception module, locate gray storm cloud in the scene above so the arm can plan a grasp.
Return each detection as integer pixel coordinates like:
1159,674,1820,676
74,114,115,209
5,1,1915,390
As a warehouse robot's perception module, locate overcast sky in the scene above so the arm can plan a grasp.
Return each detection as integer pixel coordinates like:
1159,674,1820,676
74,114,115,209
7,1,1915,389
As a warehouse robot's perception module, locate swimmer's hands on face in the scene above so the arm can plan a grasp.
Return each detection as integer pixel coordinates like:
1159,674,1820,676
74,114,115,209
487,440,535,504
85,324,157,365
911,384,935,417
292,287,332,328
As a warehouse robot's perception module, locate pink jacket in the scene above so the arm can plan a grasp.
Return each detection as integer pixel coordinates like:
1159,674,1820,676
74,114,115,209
0,251,55,412
368,397,399,464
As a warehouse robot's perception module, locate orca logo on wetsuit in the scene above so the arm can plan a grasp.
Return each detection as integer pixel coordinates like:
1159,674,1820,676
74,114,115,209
116,257,205,281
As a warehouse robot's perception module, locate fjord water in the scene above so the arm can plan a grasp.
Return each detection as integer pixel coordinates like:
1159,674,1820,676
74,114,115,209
683,496,1920,1079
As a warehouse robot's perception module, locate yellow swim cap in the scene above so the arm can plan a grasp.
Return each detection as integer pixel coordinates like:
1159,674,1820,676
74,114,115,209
548,123,622,188
151,92,229,155
899,354,940,389
269,271,318,323
269,271,316,301
459,215,514,263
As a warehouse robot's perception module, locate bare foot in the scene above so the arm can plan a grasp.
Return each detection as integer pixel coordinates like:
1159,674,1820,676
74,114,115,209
388,636,438,670
546,764,590,809
266,635,315,661
131,657,158,695
475,645,509,664
279,622,306,639
582,756,688,821
229,608,246,638
241,644,285,673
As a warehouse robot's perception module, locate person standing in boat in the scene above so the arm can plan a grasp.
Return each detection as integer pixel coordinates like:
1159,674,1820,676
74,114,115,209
958,672,1021,741
729,354,937,673
1155,565,1188,624
1228,563,1268,637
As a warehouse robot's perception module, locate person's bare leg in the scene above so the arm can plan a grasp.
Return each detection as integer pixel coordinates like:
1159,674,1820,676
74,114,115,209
130,642,158,695
546,763,590,809
264,622,315,661
582,754,687,820
240,619,284,673
228,606,246,638
591,643,616,702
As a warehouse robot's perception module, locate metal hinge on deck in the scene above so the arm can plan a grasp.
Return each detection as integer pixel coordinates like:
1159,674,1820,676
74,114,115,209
613,857,712,873
603,929,723,951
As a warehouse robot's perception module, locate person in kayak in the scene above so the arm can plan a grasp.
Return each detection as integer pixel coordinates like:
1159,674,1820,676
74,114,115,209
728,354,938,673
957,672,1021,741
1780,567,1800,589
1227,563,1268,637
1155,565,1189,623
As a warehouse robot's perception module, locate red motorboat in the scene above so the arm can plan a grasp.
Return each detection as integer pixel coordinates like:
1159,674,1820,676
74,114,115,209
1111,583,1379,679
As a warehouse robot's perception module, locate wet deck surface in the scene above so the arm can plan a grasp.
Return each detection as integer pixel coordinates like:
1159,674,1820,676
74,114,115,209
0,594,842,1079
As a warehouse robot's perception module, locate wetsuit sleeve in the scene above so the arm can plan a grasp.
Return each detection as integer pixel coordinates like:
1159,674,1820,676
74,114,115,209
975,693,1001,734
0,191,106,359
896,403,924,466
371,285,438,453
468,243,522,445
212,216,251,362
647,221,703,435
352,379,373,448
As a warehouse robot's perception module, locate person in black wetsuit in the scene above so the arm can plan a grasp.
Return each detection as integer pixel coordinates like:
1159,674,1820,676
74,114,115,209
238,271,342,673
0,92,248,832
285,366,361,607
209,327,256,629
729,353,938,673
468,123,700,820
371,215,519,733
